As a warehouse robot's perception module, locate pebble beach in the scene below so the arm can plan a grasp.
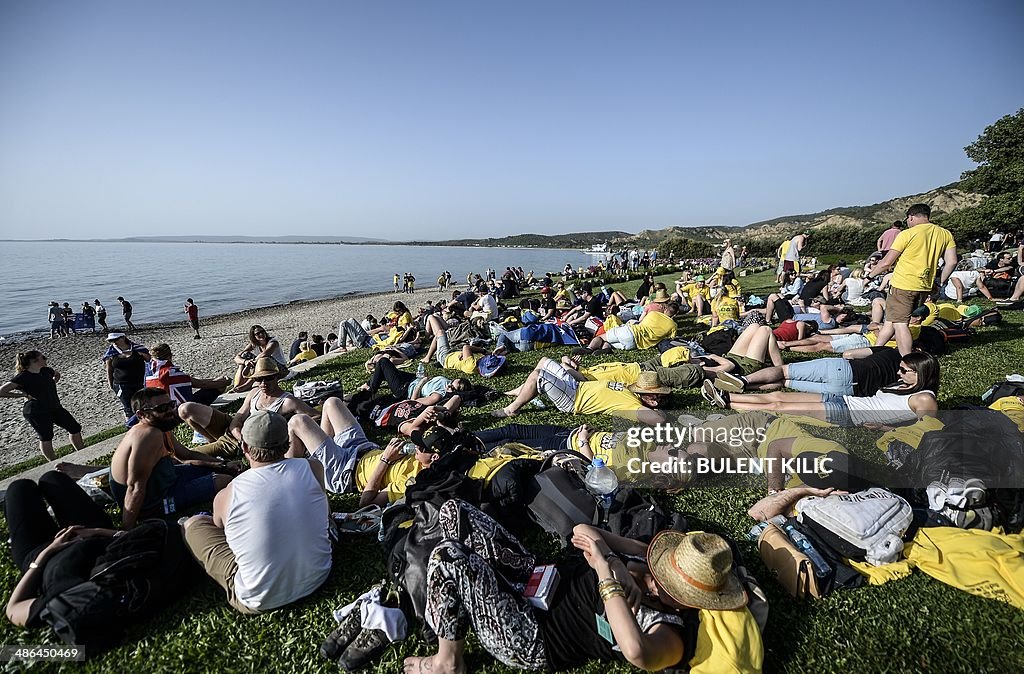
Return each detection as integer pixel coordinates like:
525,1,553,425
0,288,453,468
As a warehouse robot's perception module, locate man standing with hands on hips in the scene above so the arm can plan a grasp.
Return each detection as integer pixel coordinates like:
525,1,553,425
868,203,957,355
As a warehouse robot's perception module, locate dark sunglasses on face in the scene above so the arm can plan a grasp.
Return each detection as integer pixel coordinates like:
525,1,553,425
139,401,177,414
898,366,915,375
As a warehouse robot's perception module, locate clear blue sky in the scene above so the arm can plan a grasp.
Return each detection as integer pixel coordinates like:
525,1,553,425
1,0,1021,240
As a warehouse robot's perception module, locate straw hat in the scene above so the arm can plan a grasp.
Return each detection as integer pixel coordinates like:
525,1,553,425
647,530,746,610
651,290,672,303
628,371,671,395
251,356,287,379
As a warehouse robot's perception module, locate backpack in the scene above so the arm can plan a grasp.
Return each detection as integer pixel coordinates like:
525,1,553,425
292,380,344,406
40,520,181,648
796,488,913,566
980,380,1024,405
698,326,738,356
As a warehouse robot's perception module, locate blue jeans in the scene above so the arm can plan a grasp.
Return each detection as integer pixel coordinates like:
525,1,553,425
785,359,855,395
495,328,533,353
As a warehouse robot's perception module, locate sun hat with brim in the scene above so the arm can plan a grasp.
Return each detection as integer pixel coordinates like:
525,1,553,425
647,530,746,610
250,357,288,379
106,332,127,341
651,290,672,303
628,371,671,395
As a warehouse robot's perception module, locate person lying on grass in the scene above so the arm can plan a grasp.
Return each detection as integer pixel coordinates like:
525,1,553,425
111,388,232,530
703,351,940,429
360,356,470,402
585,300,679,352
177,357,315,460
775,322,926,354
420,314,489,375
402,500,763,674
491,357,670,424
181,410,331,615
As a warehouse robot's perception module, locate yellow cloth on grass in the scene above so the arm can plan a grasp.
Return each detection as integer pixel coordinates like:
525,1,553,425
661,346,692,367
443,351,482,374
850,527,1024,610
875,416,945,453
989,396,1024,432
603,314,624,331
689,606,764,674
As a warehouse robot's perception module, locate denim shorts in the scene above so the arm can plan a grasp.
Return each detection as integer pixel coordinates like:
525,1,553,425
821,393,852,426
829,334,870,353
434,334,452,367
785,359,855,395
165,465,218,510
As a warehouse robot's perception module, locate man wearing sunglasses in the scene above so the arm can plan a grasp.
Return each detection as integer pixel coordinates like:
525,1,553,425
110,388,233,529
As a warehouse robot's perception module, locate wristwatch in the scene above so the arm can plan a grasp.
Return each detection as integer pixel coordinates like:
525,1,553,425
380,457,394,466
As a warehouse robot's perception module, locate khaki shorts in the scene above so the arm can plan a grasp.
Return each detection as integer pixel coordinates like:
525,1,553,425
183,518,258,615
885,287,928,323
192,408,242,458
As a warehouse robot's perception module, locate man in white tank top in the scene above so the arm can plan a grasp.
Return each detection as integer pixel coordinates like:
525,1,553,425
182,411,332,614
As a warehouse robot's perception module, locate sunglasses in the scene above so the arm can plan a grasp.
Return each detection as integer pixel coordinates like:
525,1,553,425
898,366,915,375
139,401,177,414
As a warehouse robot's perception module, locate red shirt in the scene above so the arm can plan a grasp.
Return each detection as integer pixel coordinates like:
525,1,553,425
186,304,199,320
772,320,799,342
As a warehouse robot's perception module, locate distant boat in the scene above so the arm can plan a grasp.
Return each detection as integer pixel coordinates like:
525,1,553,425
584,243,609,255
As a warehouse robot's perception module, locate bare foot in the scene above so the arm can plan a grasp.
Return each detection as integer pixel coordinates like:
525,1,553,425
491,408,516,418
55,462,97,480
403,655,465,674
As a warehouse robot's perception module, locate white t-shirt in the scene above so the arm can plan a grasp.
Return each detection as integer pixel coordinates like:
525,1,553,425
842,277,866,303
226,459,332,611
944,270,980,298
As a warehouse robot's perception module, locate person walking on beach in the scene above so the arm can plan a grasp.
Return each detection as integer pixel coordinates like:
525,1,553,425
184,298,201,339
62,303,77,336
408,273,416,294
1,351,85,461
94,299,109,332
117,296,137,332
103,332,151,422
46,302,63,339
394,273,401,293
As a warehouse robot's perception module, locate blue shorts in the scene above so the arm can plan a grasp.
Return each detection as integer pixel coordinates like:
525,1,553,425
165,464,218,511
829,334,870,353
821,393,852,426
785,359,855,395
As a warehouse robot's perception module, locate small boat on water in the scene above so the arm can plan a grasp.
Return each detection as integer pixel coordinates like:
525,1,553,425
584,243,610,256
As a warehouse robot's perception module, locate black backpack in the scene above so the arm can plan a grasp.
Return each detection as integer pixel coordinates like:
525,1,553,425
980,380,1024,406
698,327,738,356
39,520,184,649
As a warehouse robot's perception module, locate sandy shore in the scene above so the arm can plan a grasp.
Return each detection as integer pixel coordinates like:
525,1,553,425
0,288,455,468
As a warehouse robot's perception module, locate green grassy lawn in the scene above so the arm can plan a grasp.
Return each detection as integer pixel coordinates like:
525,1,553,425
1,268,1023,673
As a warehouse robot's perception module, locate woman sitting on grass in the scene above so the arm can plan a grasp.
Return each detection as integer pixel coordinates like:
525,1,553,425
232,324,285,391
704,351,940,428
402,500,763,673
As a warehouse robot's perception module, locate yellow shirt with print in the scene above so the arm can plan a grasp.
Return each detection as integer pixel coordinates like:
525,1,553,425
629,310,677,349
443,351,483,374
889,224,956,292
572,380,646,417
354,450,422,502
582,362,642,385
712,296,740,322
989,396,1024,432
569,429,654,481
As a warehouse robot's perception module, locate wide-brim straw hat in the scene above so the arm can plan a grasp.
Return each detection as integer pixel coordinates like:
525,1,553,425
251,356,287,379
647,530,747,610
628,371,671,395
651,290,672,303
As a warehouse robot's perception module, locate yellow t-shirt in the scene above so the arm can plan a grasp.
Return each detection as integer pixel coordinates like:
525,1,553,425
890,224,956,292
568,429,654,480
630,310,678,349
291,348,317,364
875,416,946,453
713,296,740,322
396,311,414,327
583,362,642,385
443,351,482,374
354,450,422,502
573,380,646,417
989,396,1024,432
689,606,763,674
757,418,846,489
679,283,711,302
466,454,542,483
919,302,965,327
661,346,692,367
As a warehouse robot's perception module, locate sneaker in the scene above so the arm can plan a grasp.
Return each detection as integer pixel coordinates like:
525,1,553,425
701,380,728,409
715,371,747,393
319,607,364,661
337,626,390,671
995,298,1016,305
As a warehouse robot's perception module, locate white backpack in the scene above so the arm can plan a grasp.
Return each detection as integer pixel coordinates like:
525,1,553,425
796,488,912,566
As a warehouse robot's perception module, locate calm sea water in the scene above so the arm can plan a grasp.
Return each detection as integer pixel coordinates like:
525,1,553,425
0,241,594,337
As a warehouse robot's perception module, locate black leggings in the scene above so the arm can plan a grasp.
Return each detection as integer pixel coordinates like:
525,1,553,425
5,471,113,572
474,424,573,452
367,358,416,399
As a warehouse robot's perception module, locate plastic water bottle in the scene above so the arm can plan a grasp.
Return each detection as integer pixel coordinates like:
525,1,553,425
782,522,833,579
747,522,769,541
584,457,619,510
416,362,425,378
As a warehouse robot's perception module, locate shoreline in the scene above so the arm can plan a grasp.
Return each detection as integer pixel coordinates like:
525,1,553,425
0,285,457,466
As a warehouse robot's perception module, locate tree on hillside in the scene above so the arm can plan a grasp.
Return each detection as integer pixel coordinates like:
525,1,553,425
655,236,714,261
939,108,1024,240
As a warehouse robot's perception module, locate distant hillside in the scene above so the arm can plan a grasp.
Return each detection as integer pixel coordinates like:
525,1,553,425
400,231,629,249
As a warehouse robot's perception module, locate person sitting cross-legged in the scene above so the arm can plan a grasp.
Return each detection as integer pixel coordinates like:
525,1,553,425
182,410,332,614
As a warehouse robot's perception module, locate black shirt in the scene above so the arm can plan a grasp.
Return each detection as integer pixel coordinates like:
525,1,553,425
584,296,604,318
11,367,60,409
121,301,132,315
849,347,902,397
110,351,146,386
800,278,828,303
289,338,305,360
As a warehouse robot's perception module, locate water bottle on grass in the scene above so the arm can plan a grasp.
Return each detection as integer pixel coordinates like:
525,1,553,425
584,457,618,512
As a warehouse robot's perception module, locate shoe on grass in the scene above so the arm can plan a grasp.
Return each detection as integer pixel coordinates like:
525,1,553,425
701,380,729,409
715,371,747,393
338,626,390,671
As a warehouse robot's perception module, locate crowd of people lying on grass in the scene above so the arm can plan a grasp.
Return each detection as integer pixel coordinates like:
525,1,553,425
4,206,1024,671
